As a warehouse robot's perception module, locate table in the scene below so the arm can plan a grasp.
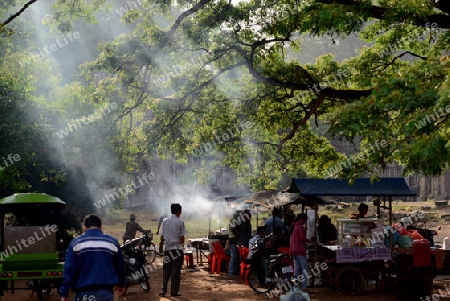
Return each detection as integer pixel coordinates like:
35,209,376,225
187,238,209,266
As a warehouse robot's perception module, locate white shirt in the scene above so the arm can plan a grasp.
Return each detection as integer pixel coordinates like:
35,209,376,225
160,214,187,251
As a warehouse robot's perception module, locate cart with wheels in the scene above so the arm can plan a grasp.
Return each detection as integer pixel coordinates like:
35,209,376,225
316,220,437,298
317,218,392,295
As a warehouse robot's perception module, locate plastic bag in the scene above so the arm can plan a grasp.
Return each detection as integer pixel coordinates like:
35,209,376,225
279,287,310,301
384,226,401,247
406,230,424,241
392,223,407,235
398,235,413,248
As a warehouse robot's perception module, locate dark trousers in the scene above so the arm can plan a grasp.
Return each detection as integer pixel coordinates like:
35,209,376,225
162,249,184,295
247,254,265,285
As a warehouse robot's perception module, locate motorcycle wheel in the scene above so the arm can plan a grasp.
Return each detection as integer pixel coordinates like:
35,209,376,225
143,243,157,264
139,277,150,292
27,280,51,300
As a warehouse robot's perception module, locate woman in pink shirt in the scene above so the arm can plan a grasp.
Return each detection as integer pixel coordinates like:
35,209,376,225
289,213,308,289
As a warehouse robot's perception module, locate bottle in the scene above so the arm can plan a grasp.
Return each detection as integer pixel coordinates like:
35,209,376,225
344,235,354,247
444,237,450,250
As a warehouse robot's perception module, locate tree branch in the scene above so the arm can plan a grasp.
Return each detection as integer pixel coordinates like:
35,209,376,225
377,51,427,71
434,0,450,15
158,0,213,50
315,0,450,29
1,0,38,26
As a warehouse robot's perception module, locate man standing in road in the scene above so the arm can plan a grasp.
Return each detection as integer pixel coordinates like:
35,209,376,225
159,203,187,297
60,214,126,301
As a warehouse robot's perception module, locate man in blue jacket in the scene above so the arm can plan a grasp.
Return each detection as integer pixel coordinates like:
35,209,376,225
60,214,126,301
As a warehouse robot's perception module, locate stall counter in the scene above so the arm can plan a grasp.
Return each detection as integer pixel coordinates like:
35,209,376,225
323,245,391,263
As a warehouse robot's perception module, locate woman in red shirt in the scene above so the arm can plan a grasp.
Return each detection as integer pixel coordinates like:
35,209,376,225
289,213,308,290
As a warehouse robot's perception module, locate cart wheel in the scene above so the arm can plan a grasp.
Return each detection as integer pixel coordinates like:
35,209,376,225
335,266,365,295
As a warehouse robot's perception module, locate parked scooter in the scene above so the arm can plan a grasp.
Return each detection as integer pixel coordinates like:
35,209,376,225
246,234,295,295
121,237,150,294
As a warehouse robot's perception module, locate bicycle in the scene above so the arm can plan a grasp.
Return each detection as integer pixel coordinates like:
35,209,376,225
138,230,158,264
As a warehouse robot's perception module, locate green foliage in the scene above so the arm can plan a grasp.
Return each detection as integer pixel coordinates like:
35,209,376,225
1,0,450,200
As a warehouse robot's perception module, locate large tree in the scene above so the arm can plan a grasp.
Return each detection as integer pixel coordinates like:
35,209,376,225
3,0,450,191
78,0,448,188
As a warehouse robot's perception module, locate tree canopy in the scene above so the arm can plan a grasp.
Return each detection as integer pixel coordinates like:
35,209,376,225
0,0,449,199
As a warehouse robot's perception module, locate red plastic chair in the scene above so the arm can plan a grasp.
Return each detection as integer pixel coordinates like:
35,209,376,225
211,241,230,274
238,245,250,284
208,253,214,273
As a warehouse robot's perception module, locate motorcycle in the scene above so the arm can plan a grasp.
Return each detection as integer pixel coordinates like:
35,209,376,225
120,236,151,294
138,230,159,264
27,279,61,300
245,234,295,295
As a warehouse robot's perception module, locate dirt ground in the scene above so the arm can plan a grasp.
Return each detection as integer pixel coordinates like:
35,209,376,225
2,253,450,301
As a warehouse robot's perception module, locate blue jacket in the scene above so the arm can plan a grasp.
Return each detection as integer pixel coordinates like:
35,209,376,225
59,228,126,298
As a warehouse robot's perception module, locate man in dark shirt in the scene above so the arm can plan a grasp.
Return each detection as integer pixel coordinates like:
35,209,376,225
350,203,369,219
122,214,148,244
238,210,252,247
317,215,337,245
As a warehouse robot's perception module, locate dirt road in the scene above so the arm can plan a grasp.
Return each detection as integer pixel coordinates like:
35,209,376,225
0,255,406,301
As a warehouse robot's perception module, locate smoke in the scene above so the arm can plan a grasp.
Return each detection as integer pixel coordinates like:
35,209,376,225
7,0,256,220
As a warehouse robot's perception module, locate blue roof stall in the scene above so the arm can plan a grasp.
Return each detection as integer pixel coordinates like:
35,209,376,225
288,178,416,197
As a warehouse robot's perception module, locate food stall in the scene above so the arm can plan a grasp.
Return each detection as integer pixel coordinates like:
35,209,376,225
287,178,437,297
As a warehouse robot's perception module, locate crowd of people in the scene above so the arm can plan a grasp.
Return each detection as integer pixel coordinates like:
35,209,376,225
223,205,344,292
59,201,370,299
59,203,187,300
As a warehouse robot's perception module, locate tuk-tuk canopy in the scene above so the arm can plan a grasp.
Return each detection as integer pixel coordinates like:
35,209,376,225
0,193,66,211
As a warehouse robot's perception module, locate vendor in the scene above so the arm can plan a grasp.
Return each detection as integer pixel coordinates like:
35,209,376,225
317,215,337,245
350,203,368,219
264,208,290,235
